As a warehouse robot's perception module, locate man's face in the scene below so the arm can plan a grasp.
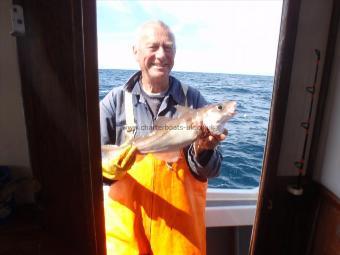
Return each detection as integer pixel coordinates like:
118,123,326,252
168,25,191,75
134,24,176,84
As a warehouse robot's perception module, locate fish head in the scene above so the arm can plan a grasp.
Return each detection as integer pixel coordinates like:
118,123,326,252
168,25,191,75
202,101,237,135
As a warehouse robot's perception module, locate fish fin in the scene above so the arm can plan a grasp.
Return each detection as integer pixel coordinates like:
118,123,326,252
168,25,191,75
174,105,196,116
101,144,119,153
152,151,181,163
154,116,172,128
120,136,134,147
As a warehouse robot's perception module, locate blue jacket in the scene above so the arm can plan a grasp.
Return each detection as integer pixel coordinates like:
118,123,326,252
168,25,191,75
100,71,222,179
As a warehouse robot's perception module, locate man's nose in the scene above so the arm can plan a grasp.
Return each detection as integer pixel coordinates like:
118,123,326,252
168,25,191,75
155,46,166,59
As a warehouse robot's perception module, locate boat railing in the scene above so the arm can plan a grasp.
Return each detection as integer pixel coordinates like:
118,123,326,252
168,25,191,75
206,187,258,227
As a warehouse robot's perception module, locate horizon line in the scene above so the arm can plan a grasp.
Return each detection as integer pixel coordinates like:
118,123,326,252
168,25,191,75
98,68,274,77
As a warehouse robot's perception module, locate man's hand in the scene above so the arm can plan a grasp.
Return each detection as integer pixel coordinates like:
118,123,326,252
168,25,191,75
193,127,228,157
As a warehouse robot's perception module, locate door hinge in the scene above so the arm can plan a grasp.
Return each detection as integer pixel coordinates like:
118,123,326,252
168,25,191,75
10,4,25,36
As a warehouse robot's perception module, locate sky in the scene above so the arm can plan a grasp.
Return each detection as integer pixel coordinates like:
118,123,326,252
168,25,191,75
96,0,283,76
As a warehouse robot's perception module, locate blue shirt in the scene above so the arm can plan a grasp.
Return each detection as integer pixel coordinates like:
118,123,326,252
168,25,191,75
100,71,222,179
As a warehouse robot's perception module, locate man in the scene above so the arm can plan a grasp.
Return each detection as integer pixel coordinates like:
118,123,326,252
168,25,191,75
100,20,226,255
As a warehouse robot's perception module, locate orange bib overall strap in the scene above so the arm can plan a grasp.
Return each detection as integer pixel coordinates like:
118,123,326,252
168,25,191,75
104,153,207,255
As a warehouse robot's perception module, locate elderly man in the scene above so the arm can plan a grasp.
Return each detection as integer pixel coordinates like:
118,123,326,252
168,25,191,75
100,20,226,255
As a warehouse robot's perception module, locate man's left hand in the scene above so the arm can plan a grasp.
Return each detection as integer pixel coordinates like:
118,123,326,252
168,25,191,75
193,128,228,156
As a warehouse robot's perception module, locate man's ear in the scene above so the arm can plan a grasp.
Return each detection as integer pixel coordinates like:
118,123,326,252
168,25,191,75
132,45,138,61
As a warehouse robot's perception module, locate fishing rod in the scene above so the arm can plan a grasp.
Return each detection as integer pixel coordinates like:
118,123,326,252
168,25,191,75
288,49,321,196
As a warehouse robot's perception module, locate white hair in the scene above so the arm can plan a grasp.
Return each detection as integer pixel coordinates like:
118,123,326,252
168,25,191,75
133,20,176,50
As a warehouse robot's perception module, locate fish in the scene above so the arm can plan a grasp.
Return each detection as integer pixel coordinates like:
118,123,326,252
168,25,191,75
102,101,236,163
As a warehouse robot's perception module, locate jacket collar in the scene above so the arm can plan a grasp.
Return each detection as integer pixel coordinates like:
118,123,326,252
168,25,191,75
123,71,186,105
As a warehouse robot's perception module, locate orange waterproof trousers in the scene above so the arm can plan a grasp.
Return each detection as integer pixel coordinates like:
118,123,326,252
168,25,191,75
104,153,207,255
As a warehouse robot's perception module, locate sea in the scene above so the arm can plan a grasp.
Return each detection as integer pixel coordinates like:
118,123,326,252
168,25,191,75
99,69,274,189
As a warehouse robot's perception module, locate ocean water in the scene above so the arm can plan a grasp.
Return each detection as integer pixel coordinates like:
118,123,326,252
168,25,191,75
99,69,274,189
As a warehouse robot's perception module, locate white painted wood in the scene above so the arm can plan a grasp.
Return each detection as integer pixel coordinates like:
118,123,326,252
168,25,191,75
313,25,340,198
277,0,333,176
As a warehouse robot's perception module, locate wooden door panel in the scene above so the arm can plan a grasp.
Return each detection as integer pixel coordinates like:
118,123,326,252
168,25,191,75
15,0,105,254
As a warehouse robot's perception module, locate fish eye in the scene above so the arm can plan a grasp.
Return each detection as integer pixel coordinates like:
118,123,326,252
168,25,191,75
217,104,223,110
